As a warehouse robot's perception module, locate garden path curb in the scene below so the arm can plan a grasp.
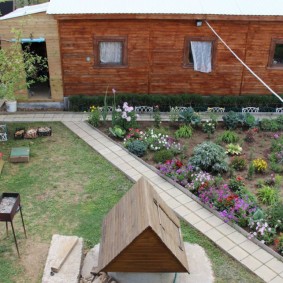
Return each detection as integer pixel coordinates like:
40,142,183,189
1,112,283,283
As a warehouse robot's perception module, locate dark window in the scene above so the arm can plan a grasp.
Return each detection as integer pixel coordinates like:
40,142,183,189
183,37,216,72
269,39,283,68
94,36,127,67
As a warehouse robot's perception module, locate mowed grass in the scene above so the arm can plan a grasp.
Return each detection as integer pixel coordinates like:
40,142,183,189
0,122,263,283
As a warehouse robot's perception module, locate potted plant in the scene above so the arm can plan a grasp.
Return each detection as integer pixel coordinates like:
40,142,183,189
0,30,47,112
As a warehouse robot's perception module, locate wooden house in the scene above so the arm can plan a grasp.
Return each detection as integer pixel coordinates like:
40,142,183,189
0,3,64,102
95,177,189,273
46,0,283,98
1,0,283,104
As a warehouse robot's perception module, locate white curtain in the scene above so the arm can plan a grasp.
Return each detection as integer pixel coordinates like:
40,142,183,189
190,41,212,73
99,42,122,64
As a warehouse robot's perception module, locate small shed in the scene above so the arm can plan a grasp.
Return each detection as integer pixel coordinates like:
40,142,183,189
96,177,189,273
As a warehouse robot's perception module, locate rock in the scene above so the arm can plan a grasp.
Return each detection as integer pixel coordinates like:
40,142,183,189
81,244,100,280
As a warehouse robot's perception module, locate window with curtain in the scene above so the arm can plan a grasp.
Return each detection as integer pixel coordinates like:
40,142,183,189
268,39,283,69
94,36,127,67
183,37,216,73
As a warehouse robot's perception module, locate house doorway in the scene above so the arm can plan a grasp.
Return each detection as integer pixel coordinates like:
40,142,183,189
22,41,50,99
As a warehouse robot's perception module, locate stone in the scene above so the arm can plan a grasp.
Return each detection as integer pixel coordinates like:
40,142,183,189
85,242,214,283
81,244,100,280
42,234,83,283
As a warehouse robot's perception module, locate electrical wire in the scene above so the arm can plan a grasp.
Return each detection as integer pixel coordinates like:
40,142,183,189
205,20,283,104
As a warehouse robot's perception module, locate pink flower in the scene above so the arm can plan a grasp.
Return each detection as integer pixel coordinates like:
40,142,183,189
112,88,116,94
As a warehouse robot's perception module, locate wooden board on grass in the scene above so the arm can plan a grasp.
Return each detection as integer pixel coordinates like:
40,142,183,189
0,160,4,174
51,236,78,273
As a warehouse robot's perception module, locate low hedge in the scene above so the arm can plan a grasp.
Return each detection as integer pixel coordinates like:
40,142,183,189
68,93,283,112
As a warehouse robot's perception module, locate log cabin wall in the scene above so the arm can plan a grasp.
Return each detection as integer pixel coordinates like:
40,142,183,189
0,13,64,101
58,18,283,96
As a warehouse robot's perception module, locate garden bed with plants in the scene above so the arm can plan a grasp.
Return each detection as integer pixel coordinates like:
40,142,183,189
90,103,283,257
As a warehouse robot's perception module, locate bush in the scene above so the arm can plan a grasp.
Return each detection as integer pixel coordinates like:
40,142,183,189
153,149,174,163
175,125,193,139
226,143,242,156
222,111,240,130
266,202,283,232
257,186,279,205
178,107,201,127
230,156,247,171
242,113,257,128
88,106,101,127
217,130,239,144
253,158,268,173
229,176,245,191
109,125,126,139
274,234,283,255
260,118,281,132
126,140,147,157
189,142,228,173
244,128,258,143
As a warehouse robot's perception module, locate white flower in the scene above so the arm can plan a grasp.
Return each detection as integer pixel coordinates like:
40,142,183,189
126,116,131,122
261,240,265,244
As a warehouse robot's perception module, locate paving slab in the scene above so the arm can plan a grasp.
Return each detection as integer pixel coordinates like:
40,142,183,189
42,234,83,283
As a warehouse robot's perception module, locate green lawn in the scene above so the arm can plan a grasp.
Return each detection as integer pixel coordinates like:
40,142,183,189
0,122,263,283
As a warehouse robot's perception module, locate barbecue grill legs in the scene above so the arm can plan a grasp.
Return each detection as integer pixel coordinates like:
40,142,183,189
19,206,27,238
5,221,8,237
10,221,20,257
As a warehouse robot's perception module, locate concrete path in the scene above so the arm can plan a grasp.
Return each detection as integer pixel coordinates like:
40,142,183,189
1,112,283,283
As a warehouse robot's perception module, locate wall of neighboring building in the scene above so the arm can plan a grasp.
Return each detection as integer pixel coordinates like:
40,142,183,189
58,18,283,96
0,13,64,101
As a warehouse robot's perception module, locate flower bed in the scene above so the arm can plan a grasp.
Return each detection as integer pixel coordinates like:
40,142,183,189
92,103,283,256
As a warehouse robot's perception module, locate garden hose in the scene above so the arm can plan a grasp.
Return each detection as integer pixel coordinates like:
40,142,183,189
173,272,177,283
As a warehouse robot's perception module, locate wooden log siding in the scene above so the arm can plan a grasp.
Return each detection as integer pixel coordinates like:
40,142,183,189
59,19,283,96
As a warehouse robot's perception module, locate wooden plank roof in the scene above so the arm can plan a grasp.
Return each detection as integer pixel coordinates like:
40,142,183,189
96,177,189,273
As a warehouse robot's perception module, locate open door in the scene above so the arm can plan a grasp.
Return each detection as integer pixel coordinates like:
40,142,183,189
22,41,50,99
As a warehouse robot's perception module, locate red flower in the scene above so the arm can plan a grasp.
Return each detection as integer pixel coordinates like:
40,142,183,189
175,160,183,168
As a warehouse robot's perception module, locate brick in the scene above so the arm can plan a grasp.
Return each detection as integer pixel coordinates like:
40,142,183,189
216,237,236,252
175,194,193,204
227,231,247,245
194,208,214,220
174,205,190,217
269,276,283,283
252,249,274,264
266,258,283,274
254,265,277,282
216,223,236,236
205,228,224,242
166,198,181,209
184,201,203,212
183,213,202,225
241,255,262,271
194,221,213,233
240,240,260,254
206,215,224,227
166,188,183,198
228,246,249,261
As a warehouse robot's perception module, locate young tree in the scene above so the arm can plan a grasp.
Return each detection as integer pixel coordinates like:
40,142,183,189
0,30,48,101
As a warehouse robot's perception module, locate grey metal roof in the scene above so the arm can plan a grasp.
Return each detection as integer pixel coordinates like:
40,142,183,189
46,0,283,16
0,3,48,20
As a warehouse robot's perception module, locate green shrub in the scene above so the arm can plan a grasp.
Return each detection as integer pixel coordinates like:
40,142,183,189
217,130,239,144
275,234,283,255
226,143,242,156
88,106,101,127
153,149,174,163
222,111,240,130
189,142,228,173
126,140,147,157
175,125,193,139
247,162,255,180
230,156,247,171
257,186,279,205
266,202,283,232
229,176,245,191
260,118,281,131
109,125,126,139
178,107,201,127
243,113,257,128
